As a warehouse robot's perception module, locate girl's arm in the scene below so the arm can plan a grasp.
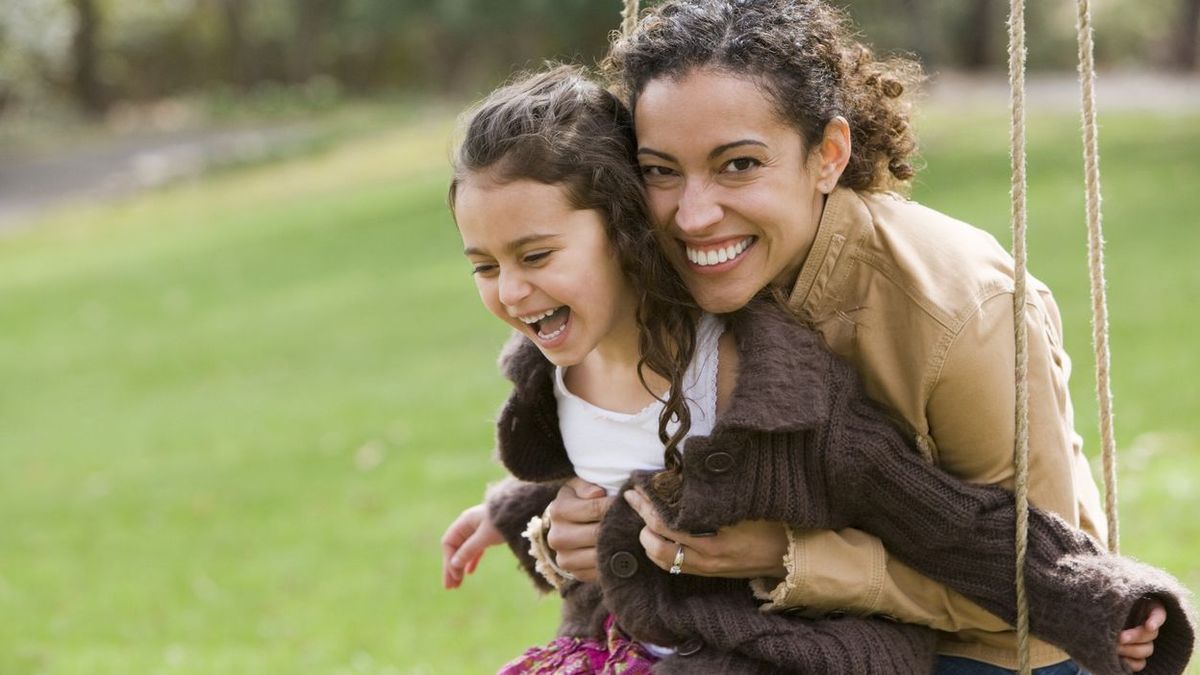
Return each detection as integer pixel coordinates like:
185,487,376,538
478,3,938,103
480,476,563,592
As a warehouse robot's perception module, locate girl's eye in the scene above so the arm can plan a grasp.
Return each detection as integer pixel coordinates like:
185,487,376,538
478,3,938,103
722,157,761,173
523,251,551,265
471,263,498,276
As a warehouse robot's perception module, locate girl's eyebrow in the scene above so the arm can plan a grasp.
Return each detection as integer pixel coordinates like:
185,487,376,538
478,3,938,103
637,139,768,163
464,233,559,256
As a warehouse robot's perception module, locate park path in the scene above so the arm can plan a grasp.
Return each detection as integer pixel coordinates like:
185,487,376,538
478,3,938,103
0,122,318,234
0,72,1196,235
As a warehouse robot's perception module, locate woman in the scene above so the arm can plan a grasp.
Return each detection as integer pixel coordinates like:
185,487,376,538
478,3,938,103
446,1,1182,672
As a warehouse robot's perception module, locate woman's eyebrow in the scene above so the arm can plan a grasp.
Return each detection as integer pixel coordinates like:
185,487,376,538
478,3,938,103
708,140,768,159
637,140,768,163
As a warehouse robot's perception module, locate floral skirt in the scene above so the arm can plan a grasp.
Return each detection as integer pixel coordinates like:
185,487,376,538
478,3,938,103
498,614,661,674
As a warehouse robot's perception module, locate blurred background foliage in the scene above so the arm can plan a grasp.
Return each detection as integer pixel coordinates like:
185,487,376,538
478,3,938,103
0,0,1198,120
2,1,1199,673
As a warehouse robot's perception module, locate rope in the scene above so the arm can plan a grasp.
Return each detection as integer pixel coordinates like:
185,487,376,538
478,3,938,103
621,0,640,37
1074,0,1120,556
1006,0,1032,671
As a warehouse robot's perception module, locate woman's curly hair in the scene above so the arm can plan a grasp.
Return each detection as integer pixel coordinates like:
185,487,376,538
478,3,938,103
606,0,924,191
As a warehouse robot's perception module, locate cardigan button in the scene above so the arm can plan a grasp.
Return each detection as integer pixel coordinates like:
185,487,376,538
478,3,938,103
677,638,704,656
703,451,735,474
609,551,638,579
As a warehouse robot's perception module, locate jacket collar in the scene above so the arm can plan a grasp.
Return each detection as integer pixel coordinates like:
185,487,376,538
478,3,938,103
496,300,831,483
714,299,831,434
786,186,871,323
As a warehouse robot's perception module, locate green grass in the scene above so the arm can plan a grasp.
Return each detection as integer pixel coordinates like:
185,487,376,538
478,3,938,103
1,105,1197,673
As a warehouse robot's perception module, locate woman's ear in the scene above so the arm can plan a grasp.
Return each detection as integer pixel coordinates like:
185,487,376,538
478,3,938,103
813,116,851,194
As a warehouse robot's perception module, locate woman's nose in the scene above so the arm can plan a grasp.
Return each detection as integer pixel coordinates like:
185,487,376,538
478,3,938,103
674,180,723,235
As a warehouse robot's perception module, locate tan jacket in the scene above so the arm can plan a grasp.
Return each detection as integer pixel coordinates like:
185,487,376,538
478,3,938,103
757,187,1108,668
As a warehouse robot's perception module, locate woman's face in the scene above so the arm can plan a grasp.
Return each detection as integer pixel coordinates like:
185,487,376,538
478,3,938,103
456,174,638,367
635,69,830,314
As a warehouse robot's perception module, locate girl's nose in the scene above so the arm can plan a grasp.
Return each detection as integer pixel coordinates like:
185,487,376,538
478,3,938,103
497,269,532,307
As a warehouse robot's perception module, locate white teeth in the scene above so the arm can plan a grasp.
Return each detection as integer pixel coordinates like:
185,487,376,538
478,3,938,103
517,307,559,324
537,323,566,340
685,237,755,267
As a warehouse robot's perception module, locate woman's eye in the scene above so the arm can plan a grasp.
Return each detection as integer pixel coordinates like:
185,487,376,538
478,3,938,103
641,165,675,178
722,157,761,173
471,263,497,276
523,251,551,265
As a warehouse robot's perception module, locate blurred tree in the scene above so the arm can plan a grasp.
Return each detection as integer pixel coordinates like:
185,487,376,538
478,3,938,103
0,0,1190,117
217,0,251,88
957,0,997,71
69,0,105,114
1173,0,1200,70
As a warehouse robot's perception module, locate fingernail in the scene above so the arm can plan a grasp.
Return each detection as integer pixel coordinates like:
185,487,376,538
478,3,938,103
450,555,461,568
623,491,637,505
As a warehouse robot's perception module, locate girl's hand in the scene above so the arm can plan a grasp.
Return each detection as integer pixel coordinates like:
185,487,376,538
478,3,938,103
545,477,613,582
624,487,788,578
441,504,504,589
1118,598,1166,672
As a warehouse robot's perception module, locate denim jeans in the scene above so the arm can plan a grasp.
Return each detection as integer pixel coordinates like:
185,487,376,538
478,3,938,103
934,656,1090,675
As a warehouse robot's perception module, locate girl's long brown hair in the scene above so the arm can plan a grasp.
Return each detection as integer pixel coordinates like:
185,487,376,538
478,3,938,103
448,65,697,498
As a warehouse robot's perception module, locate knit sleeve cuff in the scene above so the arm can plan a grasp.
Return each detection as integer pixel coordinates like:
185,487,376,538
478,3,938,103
484,476,561,593
522,511,577,590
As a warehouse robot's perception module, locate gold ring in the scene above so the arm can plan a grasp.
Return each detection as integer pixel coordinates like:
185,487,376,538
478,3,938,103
669,543,685,575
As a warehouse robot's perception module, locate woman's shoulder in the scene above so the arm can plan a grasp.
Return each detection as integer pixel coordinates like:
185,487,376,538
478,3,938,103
852,190,1020,323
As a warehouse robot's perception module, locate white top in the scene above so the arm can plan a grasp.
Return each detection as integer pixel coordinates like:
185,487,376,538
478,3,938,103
554,313,724,496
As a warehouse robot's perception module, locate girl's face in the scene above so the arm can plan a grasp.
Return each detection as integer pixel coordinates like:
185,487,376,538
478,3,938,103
456,175,639,367
635,69,831,314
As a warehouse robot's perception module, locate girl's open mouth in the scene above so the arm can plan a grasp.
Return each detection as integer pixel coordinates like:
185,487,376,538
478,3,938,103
533,306,571,342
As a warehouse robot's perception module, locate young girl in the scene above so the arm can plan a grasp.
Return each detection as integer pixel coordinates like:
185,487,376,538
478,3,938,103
442,66,1194,674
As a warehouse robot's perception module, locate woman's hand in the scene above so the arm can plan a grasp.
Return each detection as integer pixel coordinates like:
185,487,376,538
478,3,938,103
545,477,614,582
623,487,789,578
1118,598,1166,672
441,504,504,589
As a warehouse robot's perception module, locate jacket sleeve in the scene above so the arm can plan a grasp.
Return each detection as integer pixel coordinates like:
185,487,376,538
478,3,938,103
753,527,1010,634
926,289,1106,543
484,475,562,593
830,387,1195,675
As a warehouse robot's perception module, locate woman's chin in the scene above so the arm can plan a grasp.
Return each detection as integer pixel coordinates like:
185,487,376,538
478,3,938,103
685,278,761,314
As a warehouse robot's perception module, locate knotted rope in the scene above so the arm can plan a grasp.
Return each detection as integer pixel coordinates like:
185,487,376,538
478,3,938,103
1009,0,1117,670
1074,0,1120,557
1005,0,1032,671
622,0,640,37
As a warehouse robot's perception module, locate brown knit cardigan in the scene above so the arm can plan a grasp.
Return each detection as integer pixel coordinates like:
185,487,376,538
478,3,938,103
485,300,1195,674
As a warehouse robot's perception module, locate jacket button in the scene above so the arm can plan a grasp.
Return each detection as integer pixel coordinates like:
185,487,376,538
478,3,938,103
677,638,704,656
609,551,638,579
703,451,735,473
